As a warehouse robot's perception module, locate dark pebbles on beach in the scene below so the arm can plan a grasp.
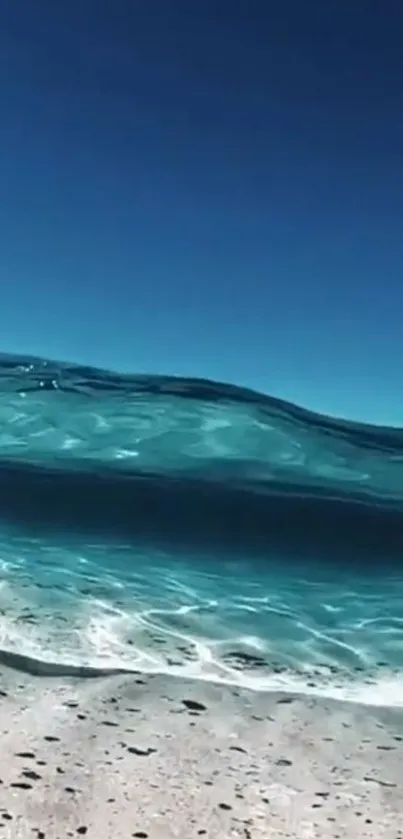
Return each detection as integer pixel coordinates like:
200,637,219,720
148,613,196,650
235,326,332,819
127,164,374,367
127,746,157,757
182,699,207,712
0,674,401,839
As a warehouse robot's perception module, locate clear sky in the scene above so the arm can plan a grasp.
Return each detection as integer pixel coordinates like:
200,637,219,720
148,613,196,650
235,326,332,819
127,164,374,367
1,0,402,423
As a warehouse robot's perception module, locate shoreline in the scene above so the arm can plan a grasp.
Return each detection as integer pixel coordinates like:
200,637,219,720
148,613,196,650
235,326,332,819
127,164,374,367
0,665,402,838
1,645,403,709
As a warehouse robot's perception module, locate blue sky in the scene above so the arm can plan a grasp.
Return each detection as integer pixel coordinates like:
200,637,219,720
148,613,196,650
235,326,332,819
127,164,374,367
1,0,402,423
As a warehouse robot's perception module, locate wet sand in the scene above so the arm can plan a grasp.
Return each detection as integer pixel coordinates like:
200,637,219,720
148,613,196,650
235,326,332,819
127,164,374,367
0,665,402,838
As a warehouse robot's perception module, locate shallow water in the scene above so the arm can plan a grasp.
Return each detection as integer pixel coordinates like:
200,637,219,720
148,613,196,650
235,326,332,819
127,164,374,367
0,353,402,705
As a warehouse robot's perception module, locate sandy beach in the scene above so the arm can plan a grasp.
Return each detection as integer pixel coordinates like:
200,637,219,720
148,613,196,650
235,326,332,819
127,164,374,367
0,666,401,839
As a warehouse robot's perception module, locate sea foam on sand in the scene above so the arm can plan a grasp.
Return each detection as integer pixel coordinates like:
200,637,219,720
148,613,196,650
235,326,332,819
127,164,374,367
0,666,402,839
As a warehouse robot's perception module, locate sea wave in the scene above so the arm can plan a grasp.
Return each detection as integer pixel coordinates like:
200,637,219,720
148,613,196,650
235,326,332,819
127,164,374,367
1,352,403,501
1,352,403,558
0,353,403,699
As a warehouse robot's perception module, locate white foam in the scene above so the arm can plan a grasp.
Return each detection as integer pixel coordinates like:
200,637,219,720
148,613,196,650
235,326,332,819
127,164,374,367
1,600,403,707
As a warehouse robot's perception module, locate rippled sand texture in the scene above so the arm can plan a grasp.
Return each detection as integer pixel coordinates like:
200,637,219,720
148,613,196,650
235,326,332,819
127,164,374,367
0,668,402,839
0,353,403,703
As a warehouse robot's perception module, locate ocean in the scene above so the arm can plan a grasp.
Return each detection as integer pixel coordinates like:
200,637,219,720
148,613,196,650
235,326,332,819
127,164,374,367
0,352,402,706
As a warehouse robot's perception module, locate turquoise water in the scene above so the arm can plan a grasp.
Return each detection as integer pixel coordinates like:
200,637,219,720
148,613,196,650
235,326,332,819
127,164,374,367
0,353,403,705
